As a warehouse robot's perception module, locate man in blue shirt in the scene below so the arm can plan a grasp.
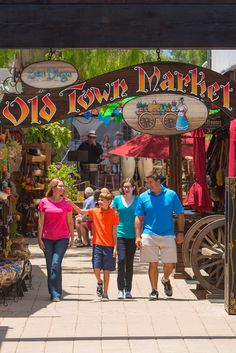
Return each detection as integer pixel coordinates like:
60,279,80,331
135,173,185,300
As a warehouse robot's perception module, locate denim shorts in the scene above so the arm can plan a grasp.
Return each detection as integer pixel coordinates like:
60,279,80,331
92,245,116,271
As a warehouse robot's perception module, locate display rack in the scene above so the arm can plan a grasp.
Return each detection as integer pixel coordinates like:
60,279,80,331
20,152,47,237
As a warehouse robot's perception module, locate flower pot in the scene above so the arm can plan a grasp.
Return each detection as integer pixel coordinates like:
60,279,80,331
0,134,6,142
2,165,7,173
33,169,43,176
38,184,45,190
11,237,25,245
3,187,11,194
24,185,32,191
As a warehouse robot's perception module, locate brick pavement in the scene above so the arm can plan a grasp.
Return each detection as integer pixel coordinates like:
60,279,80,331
1,240,236,353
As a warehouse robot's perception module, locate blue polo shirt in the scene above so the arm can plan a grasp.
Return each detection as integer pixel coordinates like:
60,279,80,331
135,186,184,236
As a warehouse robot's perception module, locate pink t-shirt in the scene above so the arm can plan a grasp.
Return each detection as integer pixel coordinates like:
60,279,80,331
38,197,73,240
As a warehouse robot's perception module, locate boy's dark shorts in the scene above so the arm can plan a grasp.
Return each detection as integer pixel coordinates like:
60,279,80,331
92,245,116,271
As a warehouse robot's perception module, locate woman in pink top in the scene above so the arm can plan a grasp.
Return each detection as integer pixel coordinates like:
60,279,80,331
38,179,74,302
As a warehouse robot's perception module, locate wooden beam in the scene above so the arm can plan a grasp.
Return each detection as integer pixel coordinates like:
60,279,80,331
169,135,182,200
0,4,236,48
1,1,236,4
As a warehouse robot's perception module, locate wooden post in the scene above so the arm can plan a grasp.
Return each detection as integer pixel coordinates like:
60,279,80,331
169,135,185,278
225,177,236,314
169,135,182,200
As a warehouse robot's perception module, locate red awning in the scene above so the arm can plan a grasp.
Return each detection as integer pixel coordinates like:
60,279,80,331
108,133,208,159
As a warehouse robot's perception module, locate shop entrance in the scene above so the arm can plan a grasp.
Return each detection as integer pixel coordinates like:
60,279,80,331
0,0,236,313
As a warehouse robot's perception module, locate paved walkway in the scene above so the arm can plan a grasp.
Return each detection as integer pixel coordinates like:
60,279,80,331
1,240,236,353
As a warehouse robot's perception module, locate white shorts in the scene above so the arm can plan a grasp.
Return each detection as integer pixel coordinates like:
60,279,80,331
140,234,177,264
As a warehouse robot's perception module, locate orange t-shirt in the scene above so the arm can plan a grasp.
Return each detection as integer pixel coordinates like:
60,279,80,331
87,208,119,246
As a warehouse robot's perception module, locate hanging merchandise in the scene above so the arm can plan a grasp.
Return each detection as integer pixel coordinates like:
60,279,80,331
206,125,229,212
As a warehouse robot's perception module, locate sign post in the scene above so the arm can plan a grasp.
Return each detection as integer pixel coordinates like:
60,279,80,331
225,177,236,314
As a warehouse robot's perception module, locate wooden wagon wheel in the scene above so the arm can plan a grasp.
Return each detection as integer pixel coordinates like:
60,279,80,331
182,214,224,268
138,112,155,130
162,112,177,129
190,219,225,294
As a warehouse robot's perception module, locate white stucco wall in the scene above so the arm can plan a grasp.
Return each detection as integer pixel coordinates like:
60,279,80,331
212,50,236,74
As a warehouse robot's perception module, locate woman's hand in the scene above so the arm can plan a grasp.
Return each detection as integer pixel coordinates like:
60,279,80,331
38,238,45,251
68,238,74,248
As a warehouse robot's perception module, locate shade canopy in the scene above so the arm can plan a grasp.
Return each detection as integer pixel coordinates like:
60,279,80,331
108,133,208,159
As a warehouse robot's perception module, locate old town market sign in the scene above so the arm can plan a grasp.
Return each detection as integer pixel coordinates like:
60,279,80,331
0,61,236,128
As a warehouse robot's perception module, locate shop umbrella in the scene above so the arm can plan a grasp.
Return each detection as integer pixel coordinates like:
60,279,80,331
184,128,212,212
108,133,197,159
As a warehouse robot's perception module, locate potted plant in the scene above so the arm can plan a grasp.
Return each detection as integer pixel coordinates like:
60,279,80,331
24,122,71,162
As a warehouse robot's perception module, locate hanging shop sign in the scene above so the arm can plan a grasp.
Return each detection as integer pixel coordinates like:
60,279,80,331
1,61,236,128
122,94,208,136
204,115,222,133
21,60,79,89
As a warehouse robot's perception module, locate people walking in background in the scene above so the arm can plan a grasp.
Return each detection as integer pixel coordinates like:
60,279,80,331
111,131,125,174
68,192,119,301
113,131,125,147
75,187,95,247
135,173,185,300
78,130,103,187
100,134,112,168
38,179,74,302
112,178,138,299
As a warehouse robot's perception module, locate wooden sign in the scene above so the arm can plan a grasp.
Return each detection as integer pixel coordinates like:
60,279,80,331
204,115,222,133
21,61,79,89
1,61,236,128
123,94,208,136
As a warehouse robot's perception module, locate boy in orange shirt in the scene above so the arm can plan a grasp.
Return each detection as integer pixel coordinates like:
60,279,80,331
69,192,119,301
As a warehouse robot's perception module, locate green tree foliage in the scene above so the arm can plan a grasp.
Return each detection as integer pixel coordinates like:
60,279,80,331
24,122,71,162
0,50,15,68
47,163,79,200
62,49,168,80
169,50,207,66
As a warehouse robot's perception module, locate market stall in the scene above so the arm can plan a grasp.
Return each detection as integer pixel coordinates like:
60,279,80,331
0,132,32,304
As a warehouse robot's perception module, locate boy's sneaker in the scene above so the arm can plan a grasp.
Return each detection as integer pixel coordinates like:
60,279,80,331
96,282,103,297
149,289,159,301
124,291,132,299
117,290,124,299
161,277,173,297
101,293,109,301
51,297,60,302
